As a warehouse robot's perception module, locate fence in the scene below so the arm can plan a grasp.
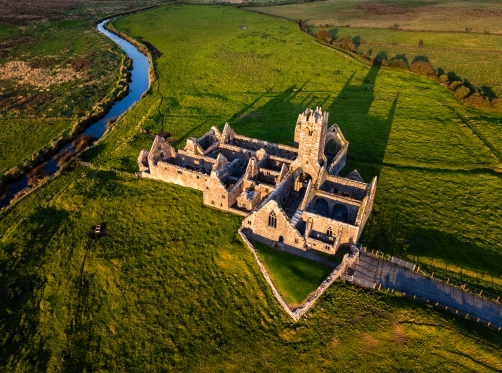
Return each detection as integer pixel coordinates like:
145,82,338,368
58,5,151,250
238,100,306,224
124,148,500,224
367,250,502,306
391,256,416,271
341,274,376,289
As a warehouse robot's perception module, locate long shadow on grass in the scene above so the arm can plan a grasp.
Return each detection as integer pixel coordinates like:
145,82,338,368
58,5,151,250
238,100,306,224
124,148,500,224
0,207,69,371
228,82,314,145
327,64,398,180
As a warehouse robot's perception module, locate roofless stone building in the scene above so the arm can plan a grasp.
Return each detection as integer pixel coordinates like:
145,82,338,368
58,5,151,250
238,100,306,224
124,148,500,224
139,107,377,255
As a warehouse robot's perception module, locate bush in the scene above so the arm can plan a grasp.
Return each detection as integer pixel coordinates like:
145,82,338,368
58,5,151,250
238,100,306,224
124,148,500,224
464,92,491,108
418,40,424,48
454,86,471,99
317,29,330,42
362,50,371,60
449,81,463,91
492,98,502,111
339,37,355,51
388,59,408,70
410,61,435,76
439,74,448,83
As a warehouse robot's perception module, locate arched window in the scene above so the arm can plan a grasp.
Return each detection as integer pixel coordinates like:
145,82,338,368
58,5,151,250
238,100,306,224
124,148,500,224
327,227,333,236
268,211,277,228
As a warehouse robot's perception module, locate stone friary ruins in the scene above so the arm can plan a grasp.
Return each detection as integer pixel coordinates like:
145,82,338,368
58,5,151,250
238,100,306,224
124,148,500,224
139,107,377,255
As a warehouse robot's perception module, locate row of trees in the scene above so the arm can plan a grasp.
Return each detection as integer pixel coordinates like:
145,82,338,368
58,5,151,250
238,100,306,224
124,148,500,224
313,27,502,111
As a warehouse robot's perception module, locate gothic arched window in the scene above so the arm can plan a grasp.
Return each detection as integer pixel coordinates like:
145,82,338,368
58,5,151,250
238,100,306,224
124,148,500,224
327,227,333,237
268,211,277,228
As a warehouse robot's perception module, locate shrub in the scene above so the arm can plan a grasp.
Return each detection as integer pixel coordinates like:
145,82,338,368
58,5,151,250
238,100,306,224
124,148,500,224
317,29,330,42
418,40,424,48
5,166,22,180
410,61,435,76
454,86,471,99
439,74,448,83
362,50,371,60
492,98,502,111
71,135,95,152
449,81,463,91
464,92,491,108
339,37,355,51
388,59,408,70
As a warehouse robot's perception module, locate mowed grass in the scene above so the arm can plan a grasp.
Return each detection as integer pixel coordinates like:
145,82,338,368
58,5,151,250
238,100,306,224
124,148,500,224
87,5,502,295
1,166,502,371
252,0,502,97
0,19,123,175
0,118,73,174
253,241,333,305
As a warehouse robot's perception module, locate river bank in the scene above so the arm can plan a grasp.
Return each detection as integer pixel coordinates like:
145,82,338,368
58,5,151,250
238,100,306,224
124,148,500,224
0,19,151,209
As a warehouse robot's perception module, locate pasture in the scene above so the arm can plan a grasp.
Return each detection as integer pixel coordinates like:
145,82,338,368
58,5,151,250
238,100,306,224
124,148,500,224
1,166,502,371
1,4,502,370
86,5,502,295
251,0,502,97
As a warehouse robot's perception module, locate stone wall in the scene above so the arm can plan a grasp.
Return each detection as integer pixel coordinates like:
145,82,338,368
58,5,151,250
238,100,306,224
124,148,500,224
239,227,360,321
302,211,359,246
248,200,305,249
147,161,209,190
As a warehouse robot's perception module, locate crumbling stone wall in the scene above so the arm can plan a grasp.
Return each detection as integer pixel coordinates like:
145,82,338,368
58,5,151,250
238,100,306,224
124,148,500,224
139,106,377,256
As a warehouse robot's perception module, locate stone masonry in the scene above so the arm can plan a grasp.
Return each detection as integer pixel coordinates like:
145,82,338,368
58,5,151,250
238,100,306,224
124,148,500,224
139,107,377,256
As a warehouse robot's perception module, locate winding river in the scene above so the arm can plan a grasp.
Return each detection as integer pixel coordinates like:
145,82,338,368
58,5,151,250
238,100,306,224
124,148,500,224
0,20,150,208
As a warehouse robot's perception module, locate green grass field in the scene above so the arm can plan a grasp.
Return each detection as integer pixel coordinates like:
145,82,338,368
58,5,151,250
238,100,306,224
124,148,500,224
0,19,123,175
251,0,502,97
84,5,502,295
2,4,502,370
0,118,73,174
253,241,333,305
1,166,502,371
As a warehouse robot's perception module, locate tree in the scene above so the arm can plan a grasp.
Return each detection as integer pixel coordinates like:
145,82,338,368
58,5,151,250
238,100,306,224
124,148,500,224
317,29,330,42
388,59,408,70
454,85,471,99
339,37,355,51
410,61,435,76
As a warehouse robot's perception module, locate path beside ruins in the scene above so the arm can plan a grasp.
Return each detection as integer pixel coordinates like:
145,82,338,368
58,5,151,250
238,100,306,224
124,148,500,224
350,252,502,328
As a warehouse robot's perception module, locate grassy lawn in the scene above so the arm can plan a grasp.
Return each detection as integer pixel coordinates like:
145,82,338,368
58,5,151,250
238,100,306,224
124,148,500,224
1,165,502,371
0,118,73,174
251,0,502,97
253,241,333,306
0,19,123,175
85,5,502,296
1,4,502,370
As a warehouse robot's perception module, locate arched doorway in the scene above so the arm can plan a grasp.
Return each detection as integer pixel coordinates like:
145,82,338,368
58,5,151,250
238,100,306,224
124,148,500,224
332,203,348,222
313,198,329,217
279,236,284,243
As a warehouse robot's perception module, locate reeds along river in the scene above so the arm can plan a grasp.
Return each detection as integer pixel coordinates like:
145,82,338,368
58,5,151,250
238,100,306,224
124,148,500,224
0,19,151,208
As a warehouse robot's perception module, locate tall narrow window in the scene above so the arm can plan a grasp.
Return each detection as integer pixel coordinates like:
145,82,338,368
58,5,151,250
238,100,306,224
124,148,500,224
308,130,313,136
268,211,277,228
327,227,333,236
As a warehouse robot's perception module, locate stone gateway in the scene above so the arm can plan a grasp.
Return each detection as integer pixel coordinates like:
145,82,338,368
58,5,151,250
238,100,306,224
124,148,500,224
139,107,377,255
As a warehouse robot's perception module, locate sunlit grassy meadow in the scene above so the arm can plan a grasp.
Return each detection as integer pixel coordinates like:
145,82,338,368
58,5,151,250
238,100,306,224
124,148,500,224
2,4,502,370
252,0,502,97
1,166,502,371
86,5,502,294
